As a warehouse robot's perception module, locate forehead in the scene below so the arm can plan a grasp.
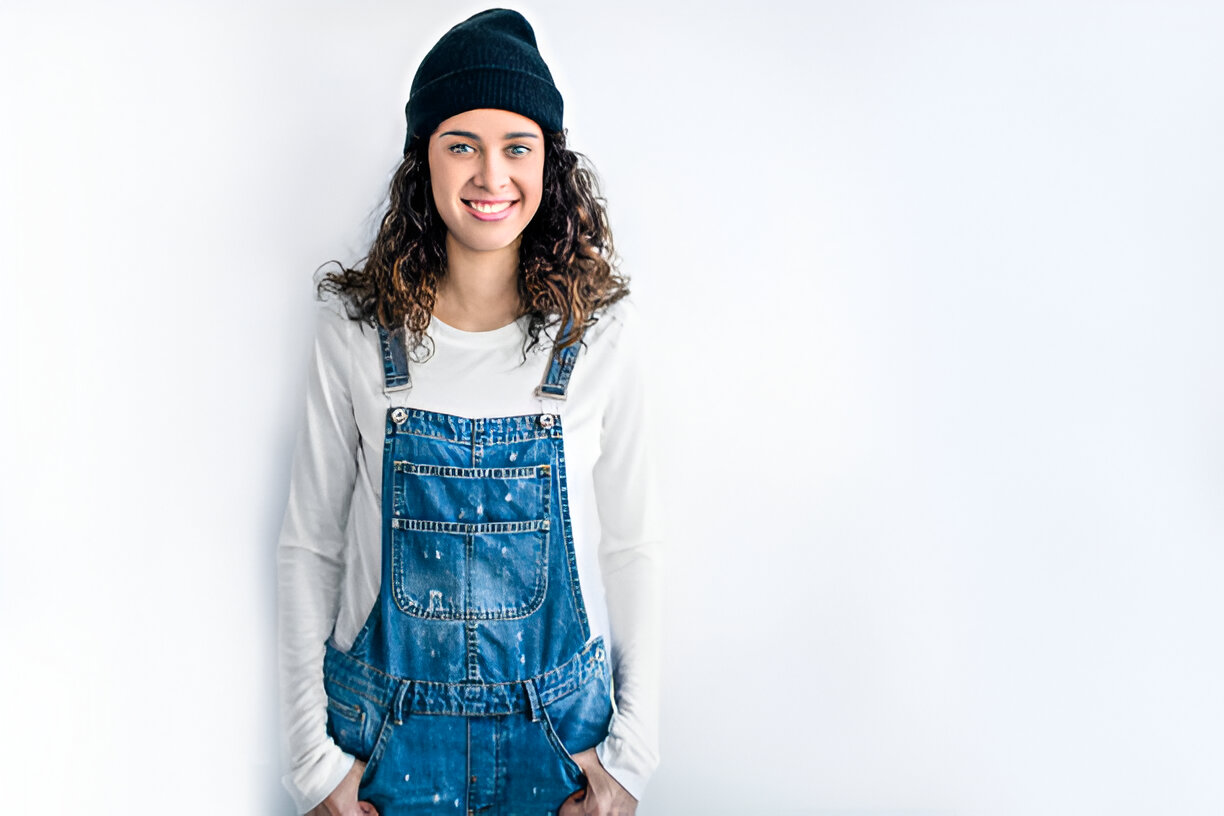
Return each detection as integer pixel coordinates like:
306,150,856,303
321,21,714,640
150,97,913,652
432,108,542,138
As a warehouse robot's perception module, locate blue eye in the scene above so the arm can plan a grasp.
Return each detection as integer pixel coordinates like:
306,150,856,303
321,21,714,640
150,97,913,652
448,143,474,154
507,145,530,157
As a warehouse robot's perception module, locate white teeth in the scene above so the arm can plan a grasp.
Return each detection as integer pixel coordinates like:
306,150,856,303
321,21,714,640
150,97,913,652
467,200,512,214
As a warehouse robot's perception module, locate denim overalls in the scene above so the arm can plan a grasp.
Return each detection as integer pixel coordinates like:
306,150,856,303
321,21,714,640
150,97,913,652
322,324,614,816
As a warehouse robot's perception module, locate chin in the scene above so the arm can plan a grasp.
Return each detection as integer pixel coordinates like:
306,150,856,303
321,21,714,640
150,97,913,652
458,235,518,254
450,224,529,254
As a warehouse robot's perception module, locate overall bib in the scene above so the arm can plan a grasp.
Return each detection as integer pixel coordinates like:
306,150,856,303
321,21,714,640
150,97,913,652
322,325,614,816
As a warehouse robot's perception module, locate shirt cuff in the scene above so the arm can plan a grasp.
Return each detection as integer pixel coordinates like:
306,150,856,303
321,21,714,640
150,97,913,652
595,722,657,802
282,748,355,815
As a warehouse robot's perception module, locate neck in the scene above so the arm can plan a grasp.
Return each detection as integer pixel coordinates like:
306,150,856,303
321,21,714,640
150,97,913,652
434,233,523,331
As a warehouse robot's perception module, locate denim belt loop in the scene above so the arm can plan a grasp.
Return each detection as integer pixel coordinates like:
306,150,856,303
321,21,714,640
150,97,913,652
392,679,411,725
523,678,545,723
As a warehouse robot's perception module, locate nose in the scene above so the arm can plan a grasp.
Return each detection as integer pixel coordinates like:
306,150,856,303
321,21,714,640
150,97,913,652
473,150,510,192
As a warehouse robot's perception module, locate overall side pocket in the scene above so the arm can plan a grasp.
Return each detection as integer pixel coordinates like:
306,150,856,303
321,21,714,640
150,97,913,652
540,641,615,764
536,703,586,783
357,706,396,789
323,661,388,766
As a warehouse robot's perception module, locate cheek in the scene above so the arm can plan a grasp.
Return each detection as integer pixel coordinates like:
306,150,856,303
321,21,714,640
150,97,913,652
429,164,455,203
522,167,545,215
521,193,543,225
428,183,453,228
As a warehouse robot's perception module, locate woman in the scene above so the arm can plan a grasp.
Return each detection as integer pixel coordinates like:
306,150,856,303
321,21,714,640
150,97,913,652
277,9,661,816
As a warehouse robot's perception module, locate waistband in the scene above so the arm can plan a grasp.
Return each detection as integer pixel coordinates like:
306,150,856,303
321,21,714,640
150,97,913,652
323,636,608,719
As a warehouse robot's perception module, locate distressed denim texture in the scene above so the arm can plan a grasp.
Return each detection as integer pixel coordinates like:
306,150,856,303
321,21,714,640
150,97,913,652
322,328,613,815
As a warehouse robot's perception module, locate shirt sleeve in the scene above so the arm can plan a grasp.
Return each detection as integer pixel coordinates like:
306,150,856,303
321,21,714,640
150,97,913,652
277,301,361,813
590,301,664,800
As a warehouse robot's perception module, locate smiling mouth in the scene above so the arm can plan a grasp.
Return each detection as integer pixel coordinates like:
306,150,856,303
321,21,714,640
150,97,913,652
463,199,515,214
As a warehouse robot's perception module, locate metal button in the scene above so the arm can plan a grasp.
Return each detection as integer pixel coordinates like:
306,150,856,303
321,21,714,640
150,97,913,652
538,413,555,429
391,407,408,425
595,646,605,662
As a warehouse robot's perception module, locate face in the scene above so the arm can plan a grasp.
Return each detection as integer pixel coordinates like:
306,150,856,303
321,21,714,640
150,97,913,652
427,108,546,256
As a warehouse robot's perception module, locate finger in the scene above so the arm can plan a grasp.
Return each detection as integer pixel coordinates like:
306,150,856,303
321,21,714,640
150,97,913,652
358,802,379,816
561,788,587,815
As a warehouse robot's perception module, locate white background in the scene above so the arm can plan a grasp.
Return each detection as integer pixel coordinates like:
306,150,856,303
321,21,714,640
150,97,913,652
2,2,1222,814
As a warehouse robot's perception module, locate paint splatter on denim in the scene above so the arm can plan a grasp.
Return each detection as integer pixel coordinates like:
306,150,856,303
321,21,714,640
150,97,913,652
323,327,613,815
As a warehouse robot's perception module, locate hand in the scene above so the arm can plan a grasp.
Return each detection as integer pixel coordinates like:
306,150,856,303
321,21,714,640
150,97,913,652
558,748,637,816
306,759,379,816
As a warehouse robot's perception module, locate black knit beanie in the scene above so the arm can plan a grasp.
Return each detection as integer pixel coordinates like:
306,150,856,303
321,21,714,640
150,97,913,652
404,8,563,151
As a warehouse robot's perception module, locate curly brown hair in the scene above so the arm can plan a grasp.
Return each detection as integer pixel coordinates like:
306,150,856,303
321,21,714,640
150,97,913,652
317,130,628,357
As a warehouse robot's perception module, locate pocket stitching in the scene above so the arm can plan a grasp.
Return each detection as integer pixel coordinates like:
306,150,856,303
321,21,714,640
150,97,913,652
537,703,586,783
390,459,552,621
358,706,397,789
391,526,550,620
326,696,365,724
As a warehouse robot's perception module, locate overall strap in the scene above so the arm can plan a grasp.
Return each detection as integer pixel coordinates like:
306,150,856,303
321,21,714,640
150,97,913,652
534,321,583,401
377,325,412,394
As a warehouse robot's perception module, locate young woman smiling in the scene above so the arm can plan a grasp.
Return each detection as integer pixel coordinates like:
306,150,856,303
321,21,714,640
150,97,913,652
277,10,661,816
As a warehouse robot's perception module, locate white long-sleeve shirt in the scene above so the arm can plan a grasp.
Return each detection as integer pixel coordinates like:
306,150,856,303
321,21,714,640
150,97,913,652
277,295,662,813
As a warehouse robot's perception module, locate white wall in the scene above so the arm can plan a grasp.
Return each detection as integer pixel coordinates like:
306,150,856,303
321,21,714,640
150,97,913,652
2,2,1221,814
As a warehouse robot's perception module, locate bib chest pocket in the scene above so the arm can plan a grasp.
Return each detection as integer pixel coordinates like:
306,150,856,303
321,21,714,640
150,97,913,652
390,461,552,620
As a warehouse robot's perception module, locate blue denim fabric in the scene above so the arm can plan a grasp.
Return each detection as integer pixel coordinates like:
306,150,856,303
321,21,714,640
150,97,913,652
323,328,613,815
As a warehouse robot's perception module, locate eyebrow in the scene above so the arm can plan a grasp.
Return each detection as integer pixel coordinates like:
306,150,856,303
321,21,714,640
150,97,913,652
437,130,540,141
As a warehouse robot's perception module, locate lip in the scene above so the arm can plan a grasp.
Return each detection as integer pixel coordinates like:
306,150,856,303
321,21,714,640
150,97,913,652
462,198,519,222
